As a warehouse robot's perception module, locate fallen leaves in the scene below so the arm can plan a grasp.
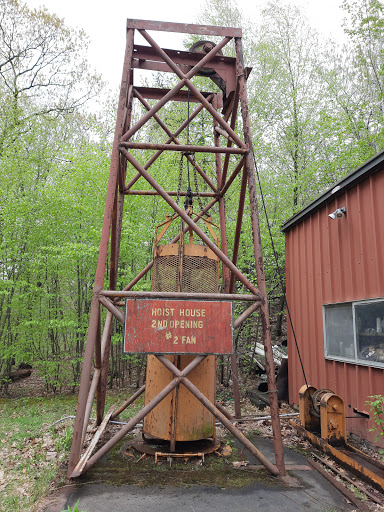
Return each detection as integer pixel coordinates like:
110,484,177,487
0,468,6,492
222,444,232,457
232,460,249,468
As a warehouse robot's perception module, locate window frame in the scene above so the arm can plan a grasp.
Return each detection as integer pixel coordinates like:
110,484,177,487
323,297,384,369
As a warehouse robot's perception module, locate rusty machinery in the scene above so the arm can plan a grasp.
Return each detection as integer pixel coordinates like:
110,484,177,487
67,19,287,480
292,385,384,492
298,385,346,445
143,212,220,451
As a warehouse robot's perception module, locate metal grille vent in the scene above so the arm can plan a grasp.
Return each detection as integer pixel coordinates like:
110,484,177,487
152,255,180,292
152,247,218,293
182,256,218,293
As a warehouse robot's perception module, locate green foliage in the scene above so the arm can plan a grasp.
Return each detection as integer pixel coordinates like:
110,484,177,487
0,394,77,511
366,394,384,453
61,500,88,512
0,0,109,391
0,0,103,154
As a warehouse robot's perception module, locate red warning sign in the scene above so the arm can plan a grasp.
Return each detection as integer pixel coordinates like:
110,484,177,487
123,299,233,354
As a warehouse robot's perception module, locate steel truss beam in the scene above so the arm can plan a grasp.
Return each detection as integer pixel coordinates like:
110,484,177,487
67,19,286,480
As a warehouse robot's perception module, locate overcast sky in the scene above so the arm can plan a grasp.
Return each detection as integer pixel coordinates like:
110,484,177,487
25,0,346,93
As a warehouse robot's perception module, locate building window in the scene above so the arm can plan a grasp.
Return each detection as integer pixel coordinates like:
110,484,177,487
323,299,384,368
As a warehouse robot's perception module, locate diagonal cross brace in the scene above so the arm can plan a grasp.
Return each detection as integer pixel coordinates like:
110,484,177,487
133,88,218,192
120,147,261,298
70,355,207,478
156,355,279,476
137,30,245,149
124,93,215,192
121,32,245,149
70,353,279,478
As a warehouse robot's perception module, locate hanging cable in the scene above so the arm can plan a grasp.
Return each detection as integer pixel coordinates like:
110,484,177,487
182,90,192,211
251,150,312,396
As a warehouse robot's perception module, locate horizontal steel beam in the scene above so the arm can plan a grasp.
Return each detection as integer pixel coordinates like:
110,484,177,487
120,141,247,154
124,190,217,197
132,86,215,103
126,19,242,37
100,290,263,302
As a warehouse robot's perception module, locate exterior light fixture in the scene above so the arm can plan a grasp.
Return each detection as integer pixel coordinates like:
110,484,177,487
329,207,346,220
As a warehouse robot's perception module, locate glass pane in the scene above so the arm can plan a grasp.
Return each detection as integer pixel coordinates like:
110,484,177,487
355,301,384,365
324,303,355,359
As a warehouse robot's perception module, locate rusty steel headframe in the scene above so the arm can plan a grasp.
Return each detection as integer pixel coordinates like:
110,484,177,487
67,19,286,480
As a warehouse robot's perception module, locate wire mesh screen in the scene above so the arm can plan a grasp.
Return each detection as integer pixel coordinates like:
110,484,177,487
152,254,180,292
182,255,218,293
152,247,218,293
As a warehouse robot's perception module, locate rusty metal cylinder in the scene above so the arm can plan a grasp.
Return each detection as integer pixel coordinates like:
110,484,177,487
143,238,218,442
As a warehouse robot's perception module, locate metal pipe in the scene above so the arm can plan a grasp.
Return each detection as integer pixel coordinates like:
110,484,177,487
231,413,300,422
186,77,247,150
235,36,285,477
212,105,241,419
126,19,242,38
82,368,100,436
67,292,101,477
157,357,279,476
71,375,182,477
68,29,136,476
229,168,248,292
221,84,240,187
182,381,278,475
221,87,243,420
98,295,124,324
120,141,246,154
82,312,113,443
213,106,230,293
101,290,262,301
234,302,261,328
137,29,246,150
140,30,230,83
220,158,245,197
124,190,217,197
49,415,143,428
111,385,146,420
121,79,186,142
124,94,213,192
214,125,232,140
215,401,235,420
95,313,103,425
133,89,218,192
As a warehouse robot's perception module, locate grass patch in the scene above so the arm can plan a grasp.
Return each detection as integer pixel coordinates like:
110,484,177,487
0,390,144,512
0,394,77,512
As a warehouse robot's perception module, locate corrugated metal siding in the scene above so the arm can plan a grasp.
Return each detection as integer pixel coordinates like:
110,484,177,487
286,170,384,445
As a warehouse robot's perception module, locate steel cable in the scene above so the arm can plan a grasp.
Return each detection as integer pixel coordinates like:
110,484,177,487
251,150,312,396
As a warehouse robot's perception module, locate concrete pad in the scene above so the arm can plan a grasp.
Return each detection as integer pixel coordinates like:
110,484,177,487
44,437,355,512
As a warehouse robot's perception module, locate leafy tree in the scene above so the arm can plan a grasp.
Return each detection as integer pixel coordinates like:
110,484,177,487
0,0,102,154
0,0,106,390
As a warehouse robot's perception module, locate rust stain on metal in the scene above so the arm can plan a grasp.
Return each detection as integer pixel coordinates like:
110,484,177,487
291,421,384,493
124,299,233,354
306,457,370,511
144,355,216,441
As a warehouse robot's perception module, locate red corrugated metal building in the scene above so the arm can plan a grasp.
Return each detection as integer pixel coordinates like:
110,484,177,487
282,151,384,446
